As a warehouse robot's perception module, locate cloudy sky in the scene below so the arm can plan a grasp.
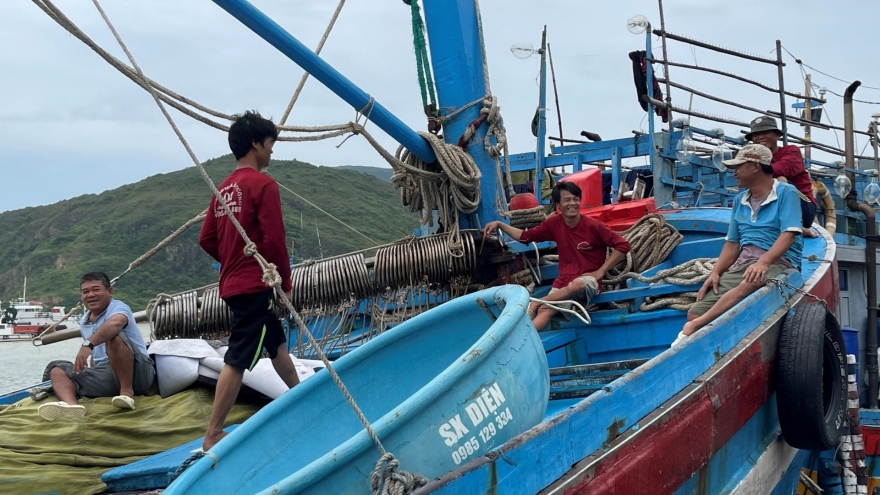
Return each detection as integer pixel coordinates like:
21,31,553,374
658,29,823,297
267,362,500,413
2,0,879,214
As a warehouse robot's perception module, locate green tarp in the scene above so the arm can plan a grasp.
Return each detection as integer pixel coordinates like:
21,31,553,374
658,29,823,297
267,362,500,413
0,388,260,495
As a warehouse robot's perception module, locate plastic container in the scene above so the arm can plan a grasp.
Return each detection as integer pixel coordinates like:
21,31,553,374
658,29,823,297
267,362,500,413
841,326,860,389
559,168,603,210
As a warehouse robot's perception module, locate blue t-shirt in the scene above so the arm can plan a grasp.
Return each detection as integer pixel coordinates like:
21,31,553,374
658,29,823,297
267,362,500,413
79,298,148,364
726,180,804,269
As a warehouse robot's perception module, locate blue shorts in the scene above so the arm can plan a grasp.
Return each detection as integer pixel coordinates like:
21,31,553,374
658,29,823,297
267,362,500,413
224,290,287,371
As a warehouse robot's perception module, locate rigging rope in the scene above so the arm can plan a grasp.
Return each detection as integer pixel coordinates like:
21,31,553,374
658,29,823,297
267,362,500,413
279,0,348,125
86,1,424,490
273,180,381,246
405,0,438,119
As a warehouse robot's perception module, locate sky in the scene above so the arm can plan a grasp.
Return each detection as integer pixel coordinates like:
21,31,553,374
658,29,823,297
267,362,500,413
2,0,879,214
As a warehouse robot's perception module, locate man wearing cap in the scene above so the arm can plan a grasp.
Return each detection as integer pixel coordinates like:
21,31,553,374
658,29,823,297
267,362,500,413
675,144,803,344
747,115,818,238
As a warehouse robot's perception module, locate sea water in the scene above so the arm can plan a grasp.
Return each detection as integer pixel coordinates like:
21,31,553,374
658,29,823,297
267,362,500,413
0,323,152,396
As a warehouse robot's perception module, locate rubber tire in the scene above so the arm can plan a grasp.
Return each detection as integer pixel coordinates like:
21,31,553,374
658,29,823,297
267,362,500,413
776,301,847,451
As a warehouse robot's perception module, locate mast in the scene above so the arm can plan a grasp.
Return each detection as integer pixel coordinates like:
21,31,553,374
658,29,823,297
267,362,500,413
422,0,505,228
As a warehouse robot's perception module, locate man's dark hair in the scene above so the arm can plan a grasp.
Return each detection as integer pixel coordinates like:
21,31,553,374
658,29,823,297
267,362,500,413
760,163,774,174
80,272,111,289
551,181,582,204
228,111,279,160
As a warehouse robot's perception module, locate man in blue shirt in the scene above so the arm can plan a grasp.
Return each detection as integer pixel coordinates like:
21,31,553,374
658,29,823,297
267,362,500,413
38,272,155,421
675,144,803,344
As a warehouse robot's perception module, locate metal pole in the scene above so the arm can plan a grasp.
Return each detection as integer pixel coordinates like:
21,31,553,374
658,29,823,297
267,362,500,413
657,0,674,131
776,40,788,146
210,0,435,163
645,29,656,171
804,74,812,161
547,43,563,141
535,27,548,201
844,82,877,408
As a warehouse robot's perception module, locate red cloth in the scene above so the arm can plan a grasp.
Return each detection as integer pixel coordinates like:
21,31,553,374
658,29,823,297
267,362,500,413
772,145,816,203
199,168,292,298
519,214,631,289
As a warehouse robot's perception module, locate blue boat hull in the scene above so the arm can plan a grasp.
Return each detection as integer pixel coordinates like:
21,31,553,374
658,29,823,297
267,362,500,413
166,285,549,494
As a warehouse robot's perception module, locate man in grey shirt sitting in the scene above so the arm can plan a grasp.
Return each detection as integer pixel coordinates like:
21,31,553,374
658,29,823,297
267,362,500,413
38,272,154,421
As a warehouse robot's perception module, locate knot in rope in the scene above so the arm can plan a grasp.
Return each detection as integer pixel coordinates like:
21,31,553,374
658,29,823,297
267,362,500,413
243,242,258,257
261,262,282,288
370,452,428,495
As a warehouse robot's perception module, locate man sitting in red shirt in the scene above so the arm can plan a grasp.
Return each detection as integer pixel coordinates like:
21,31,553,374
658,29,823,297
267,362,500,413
483,181,631,331
747,115,818,238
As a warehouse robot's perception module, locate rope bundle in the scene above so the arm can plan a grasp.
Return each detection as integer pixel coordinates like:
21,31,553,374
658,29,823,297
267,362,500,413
604,214,684,286
617,258,716,286
392,131,482,227
508,206,546,229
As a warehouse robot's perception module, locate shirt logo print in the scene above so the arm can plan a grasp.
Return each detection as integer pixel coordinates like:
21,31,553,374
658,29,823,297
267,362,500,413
577,242,593,251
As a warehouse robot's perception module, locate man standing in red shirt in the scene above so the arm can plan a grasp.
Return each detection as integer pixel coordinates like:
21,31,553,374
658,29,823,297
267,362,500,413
747,116,818,238
483,181,630,331
198,111,300,451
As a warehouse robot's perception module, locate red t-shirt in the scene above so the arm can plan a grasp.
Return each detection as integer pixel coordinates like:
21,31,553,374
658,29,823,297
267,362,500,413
772,145,816,204
199,167,292,298
519,214,631,289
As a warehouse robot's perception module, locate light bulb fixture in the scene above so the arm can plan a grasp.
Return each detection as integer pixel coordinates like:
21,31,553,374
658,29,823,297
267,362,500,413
626,15,650,34
864,178,880,205
675,127,696,164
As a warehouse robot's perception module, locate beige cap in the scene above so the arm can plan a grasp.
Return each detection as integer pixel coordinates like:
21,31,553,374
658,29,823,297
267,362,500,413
721,144,773,168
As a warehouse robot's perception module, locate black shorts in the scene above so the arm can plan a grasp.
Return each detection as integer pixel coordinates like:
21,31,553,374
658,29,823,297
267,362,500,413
223,290,286,371
801,197,818,229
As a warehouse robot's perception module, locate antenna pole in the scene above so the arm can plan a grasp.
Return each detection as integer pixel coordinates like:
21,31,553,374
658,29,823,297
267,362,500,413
657,0,674,131
804,74,812,160
547,42,563,141
776,40,789,145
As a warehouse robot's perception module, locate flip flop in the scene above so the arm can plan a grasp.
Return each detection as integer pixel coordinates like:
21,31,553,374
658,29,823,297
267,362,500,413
38,401,86,421
111,395,136,410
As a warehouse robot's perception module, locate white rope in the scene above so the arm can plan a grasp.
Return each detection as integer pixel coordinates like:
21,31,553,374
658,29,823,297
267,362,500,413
279,0,347,125
87,0,400,476
528,296,591,325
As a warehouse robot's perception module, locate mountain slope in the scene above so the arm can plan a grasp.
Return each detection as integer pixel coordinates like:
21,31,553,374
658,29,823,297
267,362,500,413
0,156,418,312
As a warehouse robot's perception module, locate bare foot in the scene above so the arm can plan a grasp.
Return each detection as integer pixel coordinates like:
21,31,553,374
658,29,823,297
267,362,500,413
202,430,228,451
802,228,818,238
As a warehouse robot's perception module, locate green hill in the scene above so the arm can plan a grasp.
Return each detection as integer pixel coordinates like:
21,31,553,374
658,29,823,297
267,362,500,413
337,166,394,183
0,156,418,312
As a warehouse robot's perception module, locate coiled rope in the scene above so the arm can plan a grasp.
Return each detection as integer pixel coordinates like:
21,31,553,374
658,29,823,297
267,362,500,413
508,206,546,229
87,1,425,491
604,214,684,286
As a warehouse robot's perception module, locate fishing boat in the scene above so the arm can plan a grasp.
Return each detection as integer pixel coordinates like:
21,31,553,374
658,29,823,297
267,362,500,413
1,298,77,339
2,0,878,494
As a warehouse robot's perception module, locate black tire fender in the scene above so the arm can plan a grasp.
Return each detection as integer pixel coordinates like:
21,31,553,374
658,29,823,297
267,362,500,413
776,301,847,451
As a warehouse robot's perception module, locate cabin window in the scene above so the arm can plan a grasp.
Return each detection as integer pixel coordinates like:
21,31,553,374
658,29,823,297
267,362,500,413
839,269,848,292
